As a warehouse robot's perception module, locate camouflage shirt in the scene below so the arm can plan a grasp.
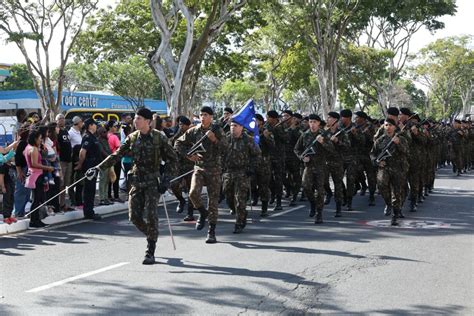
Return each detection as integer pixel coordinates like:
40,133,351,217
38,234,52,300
223,132,261,173
294,129,335,169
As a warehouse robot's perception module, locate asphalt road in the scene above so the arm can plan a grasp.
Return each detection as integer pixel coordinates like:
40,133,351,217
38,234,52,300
0,168,473,315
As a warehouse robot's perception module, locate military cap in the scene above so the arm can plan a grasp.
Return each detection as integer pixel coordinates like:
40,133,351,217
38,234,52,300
328,111,340,120
267,110,279,119
355,111,368,120
387,107,400,116
308,114,322,121
200,106,214,116
340,109,352,118
385,118,397,126
400,107,412,116
282,110,293,116
293,113,303,120
179,116,191,125
255,113,264,122
136,107,153,120
224,107,233,114
83,118,97,129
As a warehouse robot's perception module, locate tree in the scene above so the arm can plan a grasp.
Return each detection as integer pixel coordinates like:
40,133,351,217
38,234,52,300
352,0,456,112
148,0,247,119
0,0,98,119
413,36,473,118
0,64,35,90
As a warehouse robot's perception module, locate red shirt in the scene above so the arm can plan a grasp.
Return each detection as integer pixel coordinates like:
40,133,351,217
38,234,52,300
107,132,121,153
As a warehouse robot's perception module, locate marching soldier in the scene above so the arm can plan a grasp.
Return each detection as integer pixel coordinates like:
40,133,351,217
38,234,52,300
96,108,178,264
175,106,228,244
448,119,465,176
223,121,261,233
354,111,376,206
294,114,335,224
170,116,195,221
324,112,350,217
265,110,288,211
370,118,409,226
282,110,302,205
253,114,275,217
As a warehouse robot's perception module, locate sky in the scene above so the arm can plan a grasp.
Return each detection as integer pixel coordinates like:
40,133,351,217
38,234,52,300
0,0,472,69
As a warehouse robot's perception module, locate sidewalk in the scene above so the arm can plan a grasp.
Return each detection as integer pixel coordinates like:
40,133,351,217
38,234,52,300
0,191,177,236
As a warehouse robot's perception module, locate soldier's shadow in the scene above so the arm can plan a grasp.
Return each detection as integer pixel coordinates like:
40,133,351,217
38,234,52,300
161,257,321,286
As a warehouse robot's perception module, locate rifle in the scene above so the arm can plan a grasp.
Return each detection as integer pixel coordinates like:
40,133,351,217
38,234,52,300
187,124,220,156
375,113,417,164
299,132,324,160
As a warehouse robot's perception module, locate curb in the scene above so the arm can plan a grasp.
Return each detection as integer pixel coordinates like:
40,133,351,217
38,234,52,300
0,192,178,236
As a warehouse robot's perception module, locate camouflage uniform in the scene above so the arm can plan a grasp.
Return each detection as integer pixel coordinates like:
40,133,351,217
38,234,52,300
448,127,465,174
324,128,350,215
340,123,364,211
283,125,302,203
294,129,335,222
355,123,377,204
265,122,288,209
370,131,409,224
100,129,178,242
406,123,426,211
175,124,227,231
170,128,195,218
223,132,261,232
253,125,275,215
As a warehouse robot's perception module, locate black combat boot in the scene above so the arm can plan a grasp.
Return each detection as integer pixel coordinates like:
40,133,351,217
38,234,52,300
142,239,156,265
273,196,282,211
368,194,375,206
233,223,243,234
360,183,367,196
242,212,248,228
399,209,405,218
269,194,275,205
384,205,392,216
260,201,269,217
346,199,353,211
315,209,323,224
195,207,208,230
391,210,400,226
409,201,417,212
252,191,259,206
183,198,195,221
289,194,297,206
324,193,332,205
309,201,316,217
300,191,306,201
205,224,217,243
334,201,342,218
176,197,186,213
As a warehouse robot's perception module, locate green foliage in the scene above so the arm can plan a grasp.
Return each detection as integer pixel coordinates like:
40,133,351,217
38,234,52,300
0,64,35,90
214,79,263,107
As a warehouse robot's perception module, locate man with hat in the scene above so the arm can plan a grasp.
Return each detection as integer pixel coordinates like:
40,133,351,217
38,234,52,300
370,118,409,225
253,113,275,217
69,115,84,207
448,119,465,176
75,118,101,220
282,110,303,205
170,116,196,221
221,107,233,133
222,120,261,233
96,107,178,264
175,106,227,243
324,111,350,217
294,114,335,223
264,110,288,211
339,109,363,211
354,110,377,206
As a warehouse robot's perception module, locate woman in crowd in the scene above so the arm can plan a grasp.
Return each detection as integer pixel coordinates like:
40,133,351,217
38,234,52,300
106,121,123,203
14,122,32,219
24,129,55,229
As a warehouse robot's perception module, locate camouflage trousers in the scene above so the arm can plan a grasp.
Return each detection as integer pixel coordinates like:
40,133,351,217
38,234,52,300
223,172,249,225
270,158,285,198
170,170,192,202
452,148,464,172
342,159,358,204
357,155,377,195
407,160,422,203
284,158,302,196
128,185,160,241
189,167,221,225
324,162,344,204
376,167,402,210
254,158,271,202
302,166,325,210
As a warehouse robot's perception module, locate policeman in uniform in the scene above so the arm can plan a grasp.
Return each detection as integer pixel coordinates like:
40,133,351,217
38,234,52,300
175,106,227,244
75,118,102,221
96,108,178,264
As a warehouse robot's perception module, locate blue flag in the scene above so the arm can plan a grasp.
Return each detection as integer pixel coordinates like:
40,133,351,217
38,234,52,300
231,99,259,145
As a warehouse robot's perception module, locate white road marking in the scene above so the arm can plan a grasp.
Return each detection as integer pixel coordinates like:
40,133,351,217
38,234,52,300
261,205,306,221
26,262,130,293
